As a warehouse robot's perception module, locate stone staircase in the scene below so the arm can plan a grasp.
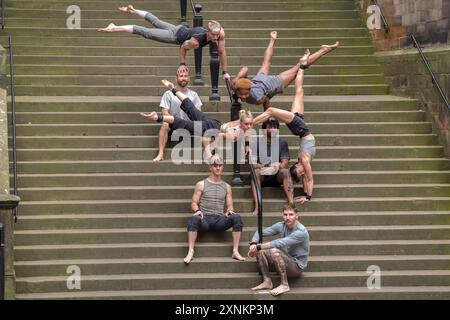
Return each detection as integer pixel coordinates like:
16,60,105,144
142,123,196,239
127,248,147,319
2,0,450,299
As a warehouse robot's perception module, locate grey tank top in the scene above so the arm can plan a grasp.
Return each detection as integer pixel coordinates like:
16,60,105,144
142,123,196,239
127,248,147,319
199,179,227,215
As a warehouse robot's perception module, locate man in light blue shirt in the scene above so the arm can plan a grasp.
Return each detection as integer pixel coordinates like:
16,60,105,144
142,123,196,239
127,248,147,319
248,203,310,296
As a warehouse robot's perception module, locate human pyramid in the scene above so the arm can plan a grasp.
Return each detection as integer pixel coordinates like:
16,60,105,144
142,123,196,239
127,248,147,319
98,4,339,296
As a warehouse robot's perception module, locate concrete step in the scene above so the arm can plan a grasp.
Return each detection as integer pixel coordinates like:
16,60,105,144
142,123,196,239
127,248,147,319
12,134,440,149
12,45,374,56
14,240,450,261
14,159,450,174
12,111,425,124
13,74,385,86
11,97,421,112
10,146,445,161
14,255,450,277
14,225,450,245
15,286,450,300
0,35,373,47
6,1,357,11
15,211,450,230
16,197,450,215
14,171,450,188
15,270,450,293
14,122,432,136
5,9,361,20
17,185,450,202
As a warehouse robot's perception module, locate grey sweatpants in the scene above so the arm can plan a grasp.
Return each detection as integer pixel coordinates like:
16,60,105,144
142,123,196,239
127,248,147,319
133,12,181,44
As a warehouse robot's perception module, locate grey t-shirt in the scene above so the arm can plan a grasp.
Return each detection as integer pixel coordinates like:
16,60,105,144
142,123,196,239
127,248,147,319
246,73,284,105
160,89,202,120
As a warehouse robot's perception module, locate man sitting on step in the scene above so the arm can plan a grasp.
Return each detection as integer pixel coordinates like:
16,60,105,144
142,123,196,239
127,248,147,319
152,66,202,162
248,203,310,296
232,31,339,110
250,118,293,215
184,154,246,264
98,4,230,81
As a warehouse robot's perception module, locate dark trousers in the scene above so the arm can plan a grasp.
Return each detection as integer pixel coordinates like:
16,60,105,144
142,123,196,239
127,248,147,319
187,213,243,232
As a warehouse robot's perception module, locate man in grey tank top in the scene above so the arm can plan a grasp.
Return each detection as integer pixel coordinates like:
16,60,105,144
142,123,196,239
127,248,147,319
184,155,245,264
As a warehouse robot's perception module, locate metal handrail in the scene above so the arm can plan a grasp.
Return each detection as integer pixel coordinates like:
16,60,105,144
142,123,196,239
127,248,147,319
372,0,389,33
410,35,450,110
247,148,263,244
5,34,18,222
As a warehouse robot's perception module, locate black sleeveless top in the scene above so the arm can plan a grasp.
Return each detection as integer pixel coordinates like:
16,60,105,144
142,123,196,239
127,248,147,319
175,26,211,47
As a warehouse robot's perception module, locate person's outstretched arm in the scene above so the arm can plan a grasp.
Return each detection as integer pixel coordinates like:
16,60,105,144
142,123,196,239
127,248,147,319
179,38,200,66
161,79,187,102
231,66,249,89
217,30,230,80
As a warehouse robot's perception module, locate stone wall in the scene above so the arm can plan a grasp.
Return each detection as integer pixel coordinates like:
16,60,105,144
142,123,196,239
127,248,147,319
375,46,450,156
358,0,449,50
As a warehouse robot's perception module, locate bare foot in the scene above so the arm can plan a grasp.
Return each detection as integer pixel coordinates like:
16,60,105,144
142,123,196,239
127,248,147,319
232,251,246,261
270,284,290,296
118,4,134,13
161,79,174,90
270,31,277,41
153,154,163,162
299,49,311,66
251,280,273,291
184,250,194,264
321,41,339,52
97,23,118,32
140,111,158,122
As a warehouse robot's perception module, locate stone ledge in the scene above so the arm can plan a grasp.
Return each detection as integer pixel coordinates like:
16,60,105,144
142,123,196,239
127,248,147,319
0,195,21,209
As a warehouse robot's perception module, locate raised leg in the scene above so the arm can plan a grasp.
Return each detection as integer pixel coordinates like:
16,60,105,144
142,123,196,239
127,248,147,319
305,41,339,66
253,107,294,126
97,23,133,33
290,51,308,115
257,31,277,75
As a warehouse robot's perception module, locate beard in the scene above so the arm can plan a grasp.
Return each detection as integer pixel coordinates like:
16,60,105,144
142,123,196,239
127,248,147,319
177,80,189,87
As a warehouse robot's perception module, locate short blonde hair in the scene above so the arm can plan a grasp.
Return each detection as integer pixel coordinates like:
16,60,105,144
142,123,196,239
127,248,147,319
239,109,253,122
208,20,221,34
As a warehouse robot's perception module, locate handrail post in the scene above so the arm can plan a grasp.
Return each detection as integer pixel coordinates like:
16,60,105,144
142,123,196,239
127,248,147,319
410,35,450,110
180,0,187,25
209,41,220,101
192,4,204,85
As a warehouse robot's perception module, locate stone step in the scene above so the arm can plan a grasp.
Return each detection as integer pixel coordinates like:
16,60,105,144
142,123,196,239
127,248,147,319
15,286,450,300
14,225,450,245
13,158,450,174
15,270,450,293
11,111,424,124
14,255,450,277
11,84,389,96
12,134,439,149
15,211,450,230
17,184,450,202
14,240,450,261
7,0,357,11
11,64,383,76
7,19,367,29
5,9,361,20
10,146,444,161
15,122,430,136
16,197,450,215
12,54,377,65
14,171,450,188
13,73,385,86
0,35,373,47
11,97,420,112
5,27,371,38
12,45,374,56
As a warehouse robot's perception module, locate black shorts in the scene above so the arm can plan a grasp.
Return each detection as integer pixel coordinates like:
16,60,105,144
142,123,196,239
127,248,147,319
286,112,311,138
261,174,282,188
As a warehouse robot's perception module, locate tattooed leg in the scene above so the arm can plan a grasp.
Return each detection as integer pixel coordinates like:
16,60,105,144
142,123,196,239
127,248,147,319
269,248,291,296
251,250,274,291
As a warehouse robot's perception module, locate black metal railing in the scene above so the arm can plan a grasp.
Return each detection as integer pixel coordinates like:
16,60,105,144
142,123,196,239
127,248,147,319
0,0,4,29
0,223,4,300
247,147,263,244
225,79,244,186
5,34,18,222
372,0,389,33
410,35,450,110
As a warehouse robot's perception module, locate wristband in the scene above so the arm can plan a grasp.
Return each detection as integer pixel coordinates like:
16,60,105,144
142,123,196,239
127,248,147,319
156,114,164,123
256,244,262,251
171,88,179,96
249,241,257,245
306,194,312,201
299,64,309,70
222,70,228,75
179,63,186,66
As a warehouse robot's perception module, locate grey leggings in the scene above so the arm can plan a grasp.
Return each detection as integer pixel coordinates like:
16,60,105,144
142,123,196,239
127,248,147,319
133,12,181,44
